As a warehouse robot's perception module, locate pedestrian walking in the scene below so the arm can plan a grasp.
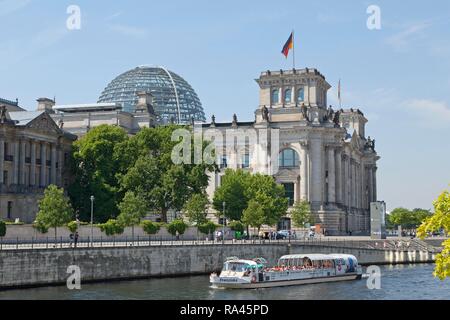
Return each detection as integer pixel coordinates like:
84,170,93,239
74,232,79,248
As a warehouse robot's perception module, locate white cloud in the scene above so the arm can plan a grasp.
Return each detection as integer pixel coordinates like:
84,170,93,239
0,0,31,17
402,99,450,128
385,21,432,51
107,24,148,39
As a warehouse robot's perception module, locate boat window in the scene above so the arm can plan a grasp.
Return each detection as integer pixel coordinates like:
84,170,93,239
225,263,248,272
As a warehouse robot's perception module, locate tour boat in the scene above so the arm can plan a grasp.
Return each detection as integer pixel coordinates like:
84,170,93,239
210,254,363,289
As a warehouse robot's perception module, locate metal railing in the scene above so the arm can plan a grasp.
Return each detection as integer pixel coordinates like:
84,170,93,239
0,236,439,252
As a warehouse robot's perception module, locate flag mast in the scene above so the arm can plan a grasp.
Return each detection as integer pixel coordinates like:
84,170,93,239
292,30,296,69
338,79,342,108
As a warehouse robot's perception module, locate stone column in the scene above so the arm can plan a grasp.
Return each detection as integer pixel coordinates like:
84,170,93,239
373,166,377,202
20,139,26,185
13,141,19,185
310,138,323,207
327,147,335,204
341,156,347,206
0,138,4,184
335,148,342,204
40,142,47,187
57,147,63,187
51,143,57,184
30,140,36,186
300,142,308,201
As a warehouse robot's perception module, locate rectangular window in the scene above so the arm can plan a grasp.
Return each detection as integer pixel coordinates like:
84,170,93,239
242,154,250,168
3,171,7,185
283,183,295,206
220,156,228,169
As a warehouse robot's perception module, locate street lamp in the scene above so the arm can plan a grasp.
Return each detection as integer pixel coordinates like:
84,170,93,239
222,201,226,244
90,195,94,247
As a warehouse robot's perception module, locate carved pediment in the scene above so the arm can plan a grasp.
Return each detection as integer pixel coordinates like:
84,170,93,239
26,112,61,134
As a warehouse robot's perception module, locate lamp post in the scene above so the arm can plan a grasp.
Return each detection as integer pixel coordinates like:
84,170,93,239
222,201,226,244
90,195,94,247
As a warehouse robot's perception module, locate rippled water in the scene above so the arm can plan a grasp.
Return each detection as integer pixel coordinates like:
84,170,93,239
0,264,448,300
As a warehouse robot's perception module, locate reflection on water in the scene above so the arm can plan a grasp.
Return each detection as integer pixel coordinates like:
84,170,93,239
0,264,448,300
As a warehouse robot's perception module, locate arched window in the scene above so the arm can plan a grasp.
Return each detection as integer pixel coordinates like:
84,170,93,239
279,149,299,168
297,87,304,103
271,89,279,104
284,89,292,103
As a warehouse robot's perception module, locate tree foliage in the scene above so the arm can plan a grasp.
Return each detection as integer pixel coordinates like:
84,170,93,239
183,193,209,225
141,220,161,235
387,207,432,229
228,221,245,233
117,191,148,228
213,170,288,225
69,125,129,222
36,185,73,238
100,219,124,237
242,199,266,231
197,221,218,235
167,219,188,236
290,201,314,228
67,221,78,233
418,189,450,280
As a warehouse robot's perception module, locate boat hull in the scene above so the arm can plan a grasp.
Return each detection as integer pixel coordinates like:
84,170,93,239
211,273,361,289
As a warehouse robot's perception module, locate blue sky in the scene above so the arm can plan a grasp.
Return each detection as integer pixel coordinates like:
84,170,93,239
1,0,449,211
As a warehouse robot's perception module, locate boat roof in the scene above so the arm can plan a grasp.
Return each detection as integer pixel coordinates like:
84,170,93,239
225,259,258,266
279,254,357,261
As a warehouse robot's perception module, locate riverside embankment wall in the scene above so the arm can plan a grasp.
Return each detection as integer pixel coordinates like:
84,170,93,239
0,243,437,289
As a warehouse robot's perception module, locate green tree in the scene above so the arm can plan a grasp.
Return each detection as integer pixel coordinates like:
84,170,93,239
69,125,129,222
245,174,289,228
197,221,217,238
388,207,432,230
0,220,6,238
418,189,450,280
141,220,161,236
120,126,216,222
167,219,188,238
290,200,314,228
35,185,73,239
67,221,78,233
184,193,209,225
117,191,148,240
213,169,250,221
242,199,266,233
100,219,124,237
228,221,245,233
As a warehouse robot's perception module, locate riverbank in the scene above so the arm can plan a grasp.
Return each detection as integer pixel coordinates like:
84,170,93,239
0,238,443,290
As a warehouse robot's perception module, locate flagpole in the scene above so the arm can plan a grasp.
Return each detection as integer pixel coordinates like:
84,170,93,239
292,30,295,69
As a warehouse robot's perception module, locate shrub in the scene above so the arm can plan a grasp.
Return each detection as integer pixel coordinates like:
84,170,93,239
100,219,124,237
141,220,161,235
228,221,245,233
198,221,218,235
0,220,6,237
167,219,188,236
33,220,49,234
67,221,79,233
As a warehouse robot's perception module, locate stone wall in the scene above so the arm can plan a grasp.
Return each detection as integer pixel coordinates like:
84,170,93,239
0,243,437,289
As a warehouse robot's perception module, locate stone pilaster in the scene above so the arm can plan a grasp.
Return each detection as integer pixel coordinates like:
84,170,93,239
0,138,4,184
20,139,26,185
40,142,47,187
335,148,342,204
327,147,335,204
300,142,308,201
310,138,323,207
13,141,19,185
51,143,57,184
57,147,63,187
30,140,36,186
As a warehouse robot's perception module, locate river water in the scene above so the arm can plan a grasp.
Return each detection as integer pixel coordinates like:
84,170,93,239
0,264,448,300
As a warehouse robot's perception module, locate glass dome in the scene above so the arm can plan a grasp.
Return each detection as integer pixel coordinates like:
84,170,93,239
98,66,206,124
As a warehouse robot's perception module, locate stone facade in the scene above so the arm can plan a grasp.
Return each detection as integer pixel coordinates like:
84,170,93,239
0,99,76,223
203,68,380,235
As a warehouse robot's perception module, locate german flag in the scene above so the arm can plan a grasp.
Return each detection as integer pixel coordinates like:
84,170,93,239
281,32,294,58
